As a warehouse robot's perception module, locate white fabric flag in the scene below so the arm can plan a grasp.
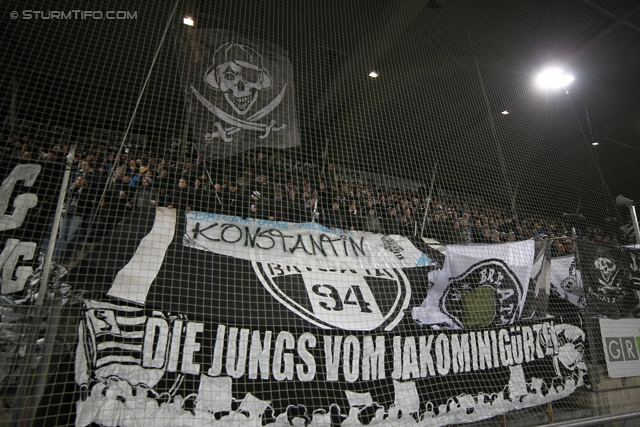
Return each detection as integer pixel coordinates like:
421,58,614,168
412,240,535,329
549,255,585,308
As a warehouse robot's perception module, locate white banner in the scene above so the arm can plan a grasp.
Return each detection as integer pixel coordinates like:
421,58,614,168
549,255,585,308
600,318,640,378
413,240,535,329
184,212,434,271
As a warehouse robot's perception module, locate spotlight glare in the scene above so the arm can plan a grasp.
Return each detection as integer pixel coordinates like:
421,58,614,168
592,142,599,146
536,67,574,89
501,110,509,115
368,71,379,78
183,16,194,26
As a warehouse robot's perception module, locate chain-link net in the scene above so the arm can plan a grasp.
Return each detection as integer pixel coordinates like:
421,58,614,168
1,0,640,426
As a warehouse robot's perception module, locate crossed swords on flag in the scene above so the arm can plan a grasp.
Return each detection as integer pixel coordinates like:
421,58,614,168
190,84,288,142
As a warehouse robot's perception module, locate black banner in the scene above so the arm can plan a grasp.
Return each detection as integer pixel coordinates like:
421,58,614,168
576,240,636,318
65,208,588,426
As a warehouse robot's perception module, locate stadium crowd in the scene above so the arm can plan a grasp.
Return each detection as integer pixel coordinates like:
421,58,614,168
1,129,632,262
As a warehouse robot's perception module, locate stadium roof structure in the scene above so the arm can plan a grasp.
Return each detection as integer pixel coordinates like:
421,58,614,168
1,0,640,217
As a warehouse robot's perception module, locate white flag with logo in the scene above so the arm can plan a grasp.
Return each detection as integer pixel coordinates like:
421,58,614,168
549,255,585,309
412,240,535,329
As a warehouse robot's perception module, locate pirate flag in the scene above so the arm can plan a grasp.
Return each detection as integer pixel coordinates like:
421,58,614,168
178,28,300,159
576,240,636,318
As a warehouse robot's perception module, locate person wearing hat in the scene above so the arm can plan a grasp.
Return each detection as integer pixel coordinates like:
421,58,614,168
247,189,264,219
132,168,155,188
253,174,271,200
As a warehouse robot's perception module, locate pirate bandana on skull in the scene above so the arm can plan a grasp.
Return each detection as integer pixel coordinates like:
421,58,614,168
191,43,288,142
205,43,272,115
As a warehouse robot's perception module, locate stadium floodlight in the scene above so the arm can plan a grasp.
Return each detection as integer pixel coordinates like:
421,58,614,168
536,67,574,89
368,71,379,78
616,195,634,207
183,16,194,26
